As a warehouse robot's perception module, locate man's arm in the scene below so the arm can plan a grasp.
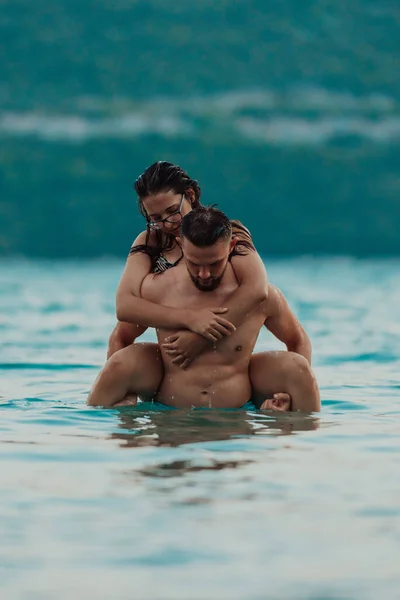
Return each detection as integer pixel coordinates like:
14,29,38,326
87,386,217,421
224,247,269,326
264,285,312,364
107,321,147,359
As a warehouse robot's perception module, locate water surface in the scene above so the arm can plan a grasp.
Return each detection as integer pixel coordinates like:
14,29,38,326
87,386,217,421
1,258,400,599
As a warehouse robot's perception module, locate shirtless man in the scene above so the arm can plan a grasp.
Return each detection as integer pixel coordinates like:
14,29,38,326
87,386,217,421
87,207,320,411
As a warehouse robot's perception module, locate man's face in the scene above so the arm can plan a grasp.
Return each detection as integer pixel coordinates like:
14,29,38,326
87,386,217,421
181,237,235,291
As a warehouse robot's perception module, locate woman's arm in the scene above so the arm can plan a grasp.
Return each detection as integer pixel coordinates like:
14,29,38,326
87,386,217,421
116,232,235,339
163,243,270,368
223,247,269,326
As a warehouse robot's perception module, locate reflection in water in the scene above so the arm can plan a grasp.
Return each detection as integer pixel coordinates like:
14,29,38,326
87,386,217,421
110,405,319,480
110,402,319,448
137,458,254,479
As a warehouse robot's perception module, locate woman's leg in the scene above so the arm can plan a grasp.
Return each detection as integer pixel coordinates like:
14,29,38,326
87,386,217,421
87,343,163,407
249,351,320,412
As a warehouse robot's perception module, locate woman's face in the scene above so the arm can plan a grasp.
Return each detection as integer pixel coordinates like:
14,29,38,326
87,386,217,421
141,190,193,235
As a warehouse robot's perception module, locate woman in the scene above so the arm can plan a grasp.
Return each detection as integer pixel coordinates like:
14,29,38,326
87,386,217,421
92,161,312,408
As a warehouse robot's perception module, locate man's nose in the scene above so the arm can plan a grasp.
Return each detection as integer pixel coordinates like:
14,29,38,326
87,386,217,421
199,266,211,279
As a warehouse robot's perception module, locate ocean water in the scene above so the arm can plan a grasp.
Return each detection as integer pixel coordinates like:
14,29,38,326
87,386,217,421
1,257,400,599
2,0,400,258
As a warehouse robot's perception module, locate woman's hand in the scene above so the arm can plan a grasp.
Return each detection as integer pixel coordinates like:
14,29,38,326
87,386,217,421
184,308,235,342
162,331,211,369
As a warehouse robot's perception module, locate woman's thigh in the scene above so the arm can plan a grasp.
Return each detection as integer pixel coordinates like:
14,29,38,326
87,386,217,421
249,350,320,412
88,342,164,407
121,342,164,396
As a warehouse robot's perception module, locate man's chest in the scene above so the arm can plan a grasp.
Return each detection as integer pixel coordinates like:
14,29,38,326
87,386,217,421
160,282,238,310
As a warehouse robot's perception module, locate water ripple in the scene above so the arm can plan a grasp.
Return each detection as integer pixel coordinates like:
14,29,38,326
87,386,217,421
1,258,400,599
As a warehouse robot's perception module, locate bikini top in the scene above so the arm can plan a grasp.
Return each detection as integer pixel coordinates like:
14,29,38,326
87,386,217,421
129,220,253,274
153,252,182,273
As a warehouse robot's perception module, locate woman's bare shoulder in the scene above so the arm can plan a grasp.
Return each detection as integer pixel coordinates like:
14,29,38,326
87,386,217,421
130,229,157,249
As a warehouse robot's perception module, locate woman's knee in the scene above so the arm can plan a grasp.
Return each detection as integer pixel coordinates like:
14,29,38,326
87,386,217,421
284,352,314,384
109,344,161,374
106,349,131,377
249,351,315,397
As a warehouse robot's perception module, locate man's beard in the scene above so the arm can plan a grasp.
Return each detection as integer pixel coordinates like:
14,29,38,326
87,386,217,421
188,265,227,292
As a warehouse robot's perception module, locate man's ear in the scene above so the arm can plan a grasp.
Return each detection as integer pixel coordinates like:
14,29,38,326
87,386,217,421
229,237,238,252
176,236,182,248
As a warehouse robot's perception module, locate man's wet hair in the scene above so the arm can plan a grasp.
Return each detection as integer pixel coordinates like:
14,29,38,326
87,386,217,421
180,206,232,247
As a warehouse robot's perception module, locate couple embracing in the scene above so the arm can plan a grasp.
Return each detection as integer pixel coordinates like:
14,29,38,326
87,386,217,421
88,162,320,412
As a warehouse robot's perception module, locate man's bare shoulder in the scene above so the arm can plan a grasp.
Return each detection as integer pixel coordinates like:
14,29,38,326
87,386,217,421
262,284,285,317
141,265,184,302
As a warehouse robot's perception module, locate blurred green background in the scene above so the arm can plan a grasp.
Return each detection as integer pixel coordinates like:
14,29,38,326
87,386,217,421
1,0,399,258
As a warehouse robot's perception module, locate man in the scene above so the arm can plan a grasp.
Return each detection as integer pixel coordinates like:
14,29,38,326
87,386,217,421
87,207,320,411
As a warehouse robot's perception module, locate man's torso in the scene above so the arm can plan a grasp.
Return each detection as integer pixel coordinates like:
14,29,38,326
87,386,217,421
141,263,267,408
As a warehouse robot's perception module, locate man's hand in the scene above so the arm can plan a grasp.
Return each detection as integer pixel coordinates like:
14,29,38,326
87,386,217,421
162,331,210,369
184,308,236,342
260,393,292,411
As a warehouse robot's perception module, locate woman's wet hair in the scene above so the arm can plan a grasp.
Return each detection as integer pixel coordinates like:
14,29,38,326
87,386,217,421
129,162,255,269
180,206,232,247
130,162,201,269
134,161,201,218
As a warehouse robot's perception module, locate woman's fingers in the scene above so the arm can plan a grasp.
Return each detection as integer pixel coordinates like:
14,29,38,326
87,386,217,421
215,317,235,332
162,343,177,350
164,334,179,343
208,328,225,342
212,322,233,337
203,331,220,343
172,354,186,365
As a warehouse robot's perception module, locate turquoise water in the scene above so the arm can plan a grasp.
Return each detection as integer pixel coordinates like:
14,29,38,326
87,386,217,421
2,1,400,257
1,258,400,599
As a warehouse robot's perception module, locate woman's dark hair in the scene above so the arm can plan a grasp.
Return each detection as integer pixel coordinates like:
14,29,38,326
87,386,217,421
130,161,201,269
134,161,201,210
129,162,254,269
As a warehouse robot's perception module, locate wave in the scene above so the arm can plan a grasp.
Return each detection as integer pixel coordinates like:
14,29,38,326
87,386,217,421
0,113,192,141
1,88,399,145
0,362,97,370
236,116,400,145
